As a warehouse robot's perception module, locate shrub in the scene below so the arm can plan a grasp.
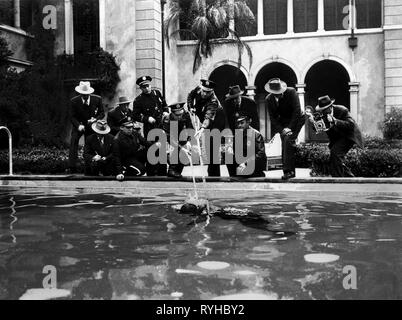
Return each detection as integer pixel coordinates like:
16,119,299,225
383,107,402,140
0,146,84,175
296,140,402,178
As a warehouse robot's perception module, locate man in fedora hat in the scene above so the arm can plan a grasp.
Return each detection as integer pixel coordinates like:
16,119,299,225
265,78,306,180
68,81,105,173
113,118,154,181
162,102,194,178
312,95,363,177
223,85,260,133
133,75,169,176
187,79,226,176
226,112,267,178
83,120,115,176
108,96,134,136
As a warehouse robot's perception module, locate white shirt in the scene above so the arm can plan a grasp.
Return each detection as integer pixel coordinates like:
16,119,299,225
82,96,91,106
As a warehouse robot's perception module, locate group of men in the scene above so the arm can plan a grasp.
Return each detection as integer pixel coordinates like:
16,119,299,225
68,75,362,180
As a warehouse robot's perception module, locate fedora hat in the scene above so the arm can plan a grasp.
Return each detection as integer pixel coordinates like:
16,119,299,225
92,120,111,135
75,81,95,95
200,79,216,92
136,76,152,87
117,96,132,105
226,85,244,99
316,95,335,112
265,78,287,94
169,102,185,112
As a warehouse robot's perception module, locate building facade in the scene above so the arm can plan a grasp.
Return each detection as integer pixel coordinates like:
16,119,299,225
1,0,402,141
166,0,402,141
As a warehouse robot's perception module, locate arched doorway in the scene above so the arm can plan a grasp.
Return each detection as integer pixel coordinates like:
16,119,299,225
209,65,248,106
304,60,350,141
254,62,298,140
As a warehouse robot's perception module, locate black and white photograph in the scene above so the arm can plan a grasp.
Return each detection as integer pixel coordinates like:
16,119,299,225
0,0,401,306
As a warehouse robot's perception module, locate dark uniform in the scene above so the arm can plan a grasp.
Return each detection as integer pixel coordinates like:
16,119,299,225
84,133,115,176
163,103,194,178
69,94,105,171
187,80,226,176
224,95,260,133
112,127,151,177
133,76,169,176
108,105,134,136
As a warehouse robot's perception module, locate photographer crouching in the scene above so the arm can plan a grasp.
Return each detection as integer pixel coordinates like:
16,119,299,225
306,95,363,177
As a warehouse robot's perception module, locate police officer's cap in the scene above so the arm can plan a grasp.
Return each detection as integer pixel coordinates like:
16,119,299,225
136,76,152,87
200,79,216,92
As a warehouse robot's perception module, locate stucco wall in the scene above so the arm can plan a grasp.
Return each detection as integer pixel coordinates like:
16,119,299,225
166,32,385,137
104,0,137,106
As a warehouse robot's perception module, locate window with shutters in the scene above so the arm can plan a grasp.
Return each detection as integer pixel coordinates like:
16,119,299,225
20,0,35,31
236,0,257,37
0,0,14,26
263,0,287,35
294,0,318,33
356,0,382,29
73,0,100,55
324,0,349,31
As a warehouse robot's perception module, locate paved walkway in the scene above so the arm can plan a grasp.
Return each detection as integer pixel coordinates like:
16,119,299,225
182,166,311,179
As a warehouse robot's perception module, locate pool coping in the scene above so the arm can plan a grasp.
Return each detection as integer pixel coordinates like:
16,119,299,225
1,175,402,184
1,175,401,195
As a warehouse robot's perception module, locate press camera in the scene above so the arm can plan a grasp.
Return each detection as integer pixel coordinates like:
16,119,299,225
305,106,331,133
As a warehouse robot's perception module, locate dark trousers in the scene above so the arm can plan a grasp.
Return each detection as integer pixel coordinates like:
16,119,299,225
227,159,266,178
85,159,115,176
69,129,88,170
205,136,221,177
168,145,188,175
123,157,147,176
329,138,355,177
280,116,306,174
146,144,167,176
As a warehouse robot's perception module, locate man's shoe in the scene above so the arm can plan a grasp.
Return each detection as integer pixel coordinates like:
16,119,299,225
282,171,296,180
167,170,182,179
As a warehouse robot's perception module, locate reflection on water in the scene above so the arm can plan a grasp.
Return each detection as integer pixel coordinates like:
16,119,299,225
0,189,401,300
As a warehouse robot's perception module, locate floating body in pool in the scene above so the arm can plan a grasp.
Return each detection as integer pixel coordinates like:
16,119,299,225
175,198,296,236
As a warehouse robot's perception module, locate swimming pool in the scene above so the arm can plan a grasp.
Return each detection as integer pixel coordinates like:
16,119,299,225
0,185,401,300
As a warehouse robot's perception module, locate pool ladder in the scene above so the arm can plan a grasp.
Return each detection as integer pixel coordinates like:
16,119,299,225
0,126,13,176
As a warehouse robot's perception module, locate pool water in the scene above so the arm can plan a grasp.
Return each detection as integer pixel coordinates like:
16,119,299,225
0,188,401,300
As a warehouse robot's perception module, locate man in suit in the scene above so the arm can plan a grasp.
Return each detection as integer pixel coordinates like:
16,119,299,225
227,112,267,178
223,85,260,134
133,76,169,176
163,102,194,178
108,96,134,136
113,119,156,181
188,79,226,176
83,120,115,176
265,78,306,180
310,95,363,177
68,81,105,173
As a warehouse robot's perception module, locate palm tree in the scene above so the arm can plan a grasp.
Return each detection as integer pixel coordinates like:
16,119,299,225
164,0,255,74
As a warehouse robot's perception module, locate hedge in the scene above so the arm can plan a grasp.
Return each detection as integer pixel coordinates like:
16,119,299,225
0,147,83,175
296,139,402,178
1,139,401,177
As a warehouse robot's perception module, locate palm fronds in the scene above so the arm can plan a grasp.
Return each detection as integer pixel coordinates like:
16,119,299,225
164,0,256,74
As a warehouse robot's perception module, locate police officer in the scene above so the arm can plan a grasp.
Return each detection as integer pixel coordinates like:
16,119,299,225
187,79,226,176
133,76,169,176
